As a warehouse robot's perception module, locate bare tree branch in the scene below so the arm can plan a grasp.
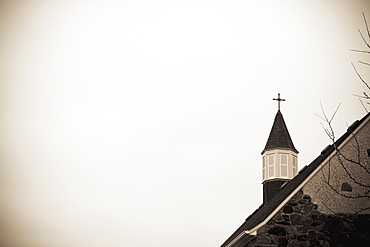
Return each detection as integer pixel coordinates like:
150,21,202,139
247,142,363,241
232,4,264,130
358,29,370,49
359,60,370,66
350,49,370,54
352,62,370,91
359,98,369,113
317,102,370,214
352,93,370,99
362,12,370,39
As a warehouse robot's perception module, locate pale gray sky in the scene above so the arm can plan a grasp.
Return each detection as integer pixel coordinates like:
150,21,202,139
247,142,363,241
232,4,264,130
0,1,369,246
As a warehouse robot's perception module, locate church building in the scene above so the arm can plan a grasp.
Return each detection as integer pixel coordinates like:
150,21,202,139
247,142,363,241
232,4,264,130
221,95,370,247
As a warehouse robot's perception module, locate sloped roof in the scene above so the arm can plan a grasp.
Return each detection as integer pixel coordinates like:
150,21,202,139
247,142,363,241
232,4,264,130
262,110,298,154
221,112,370,247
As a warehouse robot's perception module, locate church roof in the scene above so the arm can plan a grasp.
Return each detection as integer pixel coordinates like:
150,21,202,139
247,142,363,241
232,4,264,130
221,112,370,247
262,110,298,154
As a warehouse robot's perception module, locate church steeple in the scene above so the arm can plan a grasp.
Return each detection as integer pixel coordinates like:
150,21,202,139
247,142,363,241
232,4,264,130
262,94,298,203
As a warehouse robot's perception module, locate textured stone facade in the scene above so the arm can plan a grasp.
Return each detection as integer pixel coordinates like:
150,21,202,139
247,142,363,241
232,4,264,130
253,190,370,247
302,120,370,214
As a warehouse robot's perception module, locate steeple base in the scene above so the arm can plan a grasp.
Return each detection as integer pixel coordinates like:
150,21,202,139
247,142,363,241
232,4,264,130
263,178,290,203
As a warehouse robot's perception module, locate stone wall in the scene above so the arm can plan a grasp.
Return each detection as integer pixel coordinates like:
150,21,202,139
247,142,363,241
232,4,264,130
302,119,370,214
253,190,370,247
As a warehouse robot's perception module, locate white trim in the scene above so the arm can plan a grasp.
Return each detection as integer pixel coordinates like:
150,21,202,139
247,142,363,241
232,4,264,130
227,114,369,247
262,156,266,180
292,155,297,176
226,230,256,247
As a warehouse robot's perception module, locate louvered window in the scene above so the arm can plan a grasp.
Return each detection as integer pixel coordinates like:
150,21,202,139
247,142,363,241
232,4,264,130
268,154,274,178
280,154,288,177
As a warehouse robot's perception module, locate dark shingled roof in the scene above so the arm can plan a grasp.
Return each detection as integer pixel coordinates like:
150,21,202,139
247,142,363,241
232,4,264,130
221,112,370,247
262,110,298,154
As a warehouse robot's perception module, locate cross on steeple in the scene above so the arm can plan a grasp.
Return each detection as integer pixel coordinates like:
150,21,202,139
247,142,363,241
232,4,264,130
273,93,285,111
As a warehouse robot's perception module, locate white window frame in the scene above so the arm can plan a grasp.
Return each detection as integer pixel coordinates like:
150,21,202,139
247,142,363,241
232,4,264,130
268,154,274,178
292,155,297,176
280,154,288,177
262,156,266,180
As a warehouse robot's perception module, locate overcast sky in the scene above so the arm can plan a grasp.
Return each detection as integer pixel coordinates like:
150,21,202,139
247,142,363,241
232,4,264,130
0,1,369,246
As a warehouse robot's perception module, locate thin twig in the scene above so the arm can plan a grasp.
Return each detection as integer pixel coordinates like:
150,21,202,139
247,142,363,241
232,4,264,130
358,61,370,66
315,113,326,122
358,29,370,49
359,98,369,113
352,93,369,99
352,62,370,91
363,12,370,39
350,49,370,54
364,92,370,99
330,103,341,123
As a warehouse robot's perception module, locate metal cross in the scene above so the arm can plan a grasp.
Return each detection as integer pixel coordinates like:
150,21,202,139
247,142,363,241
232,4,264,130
273,93,285,111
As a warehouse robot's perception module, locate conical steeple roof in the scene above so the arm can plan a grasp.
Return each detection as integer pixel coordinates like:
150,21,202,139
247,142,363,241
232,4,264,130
262,110,298,154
